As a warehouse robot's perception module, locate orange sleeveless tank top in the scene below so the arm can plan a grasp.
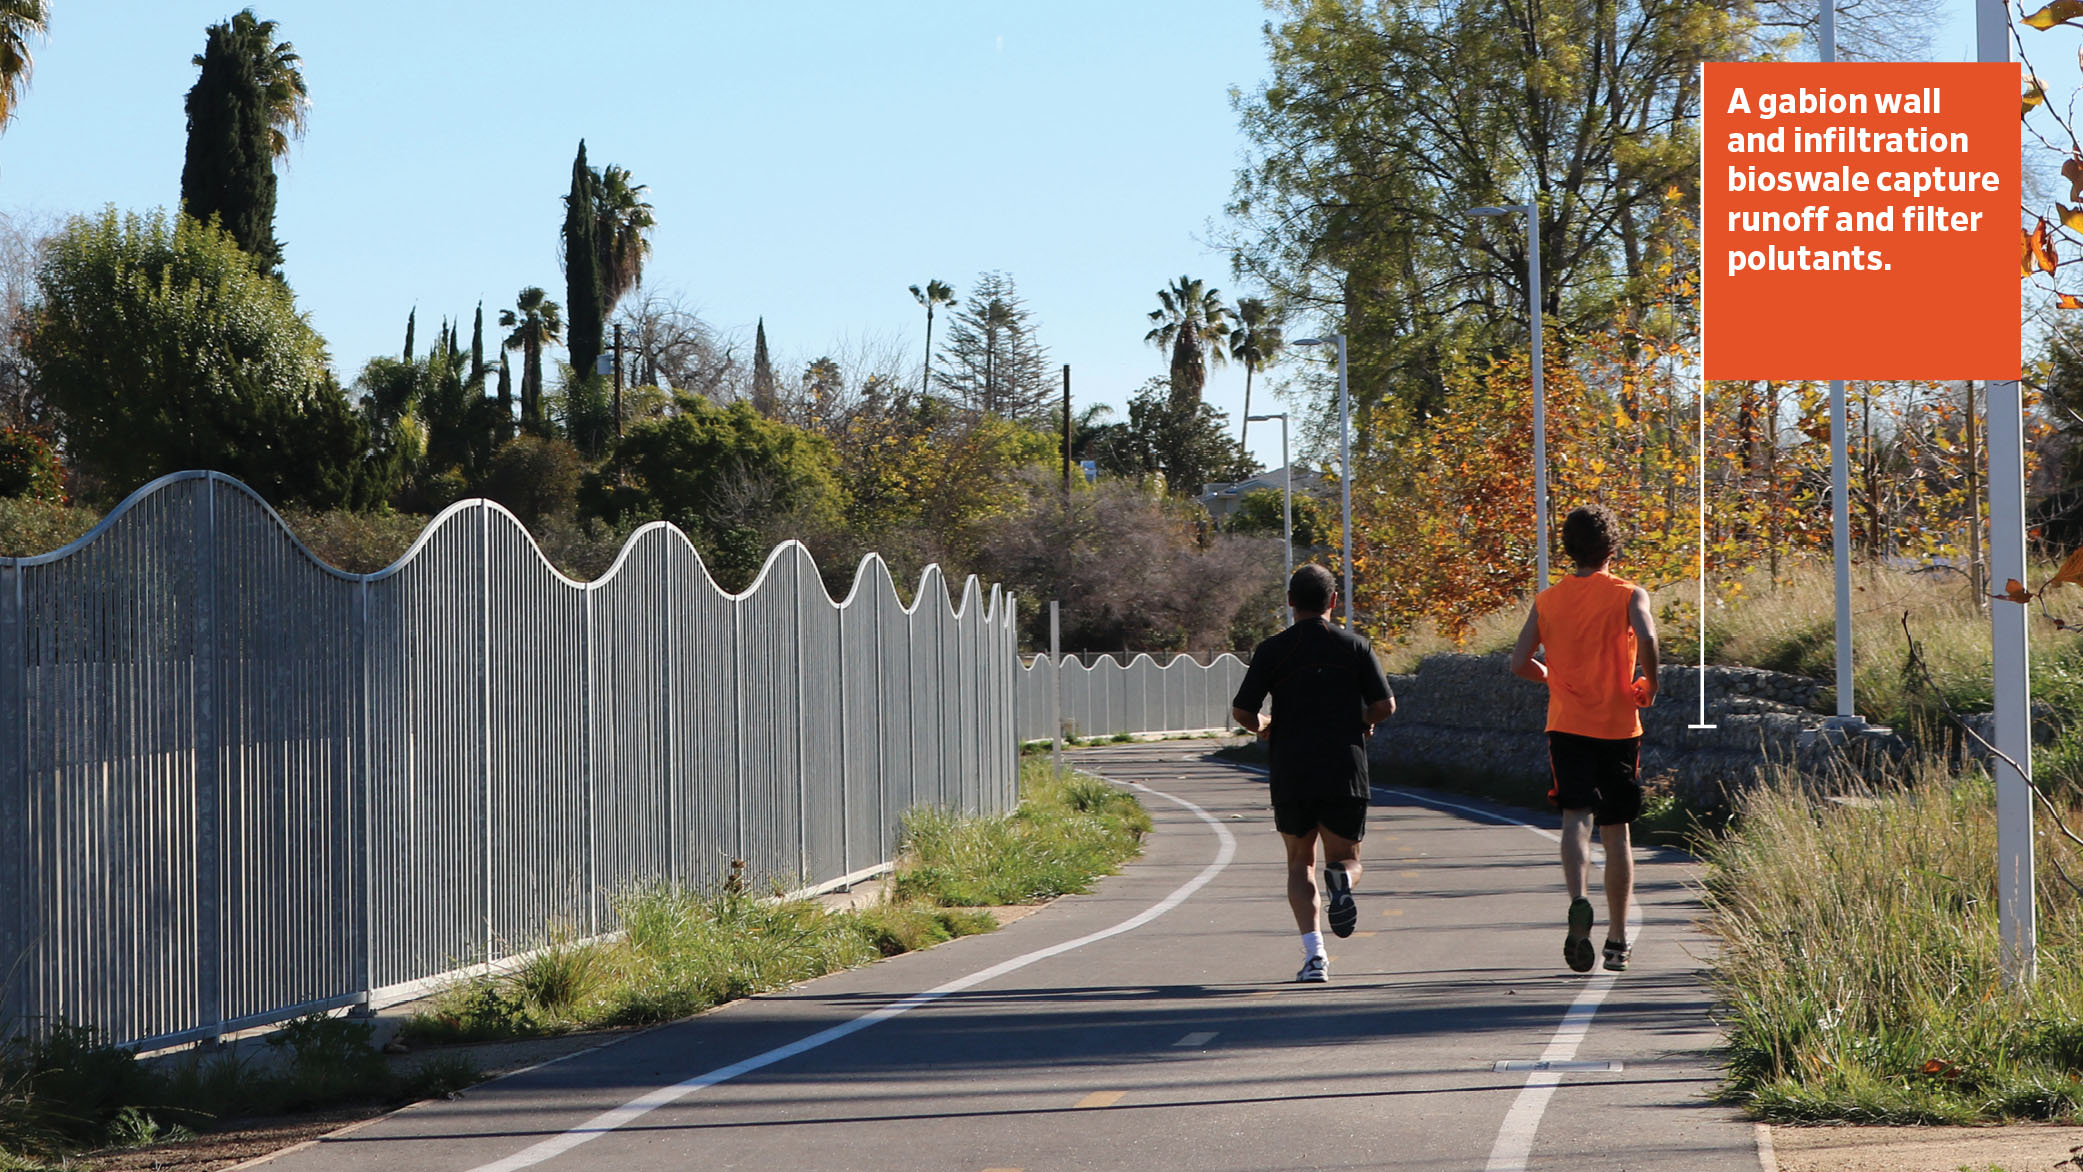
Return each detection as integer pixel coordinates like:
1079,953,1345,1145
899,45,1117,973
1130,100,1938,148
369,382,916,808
1534,571,1643,739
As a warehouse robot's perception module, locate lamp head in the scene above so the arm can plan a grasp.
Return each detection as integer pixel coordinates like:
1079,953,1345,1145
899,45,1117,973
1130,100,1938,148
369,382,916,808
1245,413,1284,422
1292,337,1325,347
1464,206,1510,217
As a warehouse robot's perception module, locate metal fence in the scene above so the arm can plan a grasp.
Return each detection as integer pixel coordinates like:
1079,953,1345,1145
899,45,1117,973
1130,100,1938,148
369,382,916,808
1014,652,1248,742
0,472,1019,1050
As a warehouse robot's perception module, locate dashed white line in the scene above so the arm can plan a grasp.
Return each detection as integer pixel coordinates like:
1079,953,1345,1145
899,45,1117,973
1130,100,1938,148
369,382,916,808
1173,1031,1218,1047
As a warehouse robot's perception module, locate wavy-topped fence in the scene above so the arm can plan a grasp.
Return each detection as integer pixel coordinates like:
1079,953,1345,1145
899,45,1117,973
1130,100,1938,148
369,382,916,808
1015,652,1249,742
0,472,1019,1049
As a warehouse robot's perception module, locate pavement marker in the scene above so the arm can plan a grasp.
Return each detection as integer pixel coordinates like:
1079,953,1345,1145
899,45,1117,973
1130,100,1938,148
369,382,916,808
1074,1091,1125,1108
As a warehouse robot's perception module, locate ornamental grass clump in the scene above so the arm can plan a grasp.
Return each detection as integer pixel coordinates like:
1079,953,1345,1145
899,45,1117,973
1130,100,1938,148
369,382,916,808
892,758,1150,906
1706,763,2083,1123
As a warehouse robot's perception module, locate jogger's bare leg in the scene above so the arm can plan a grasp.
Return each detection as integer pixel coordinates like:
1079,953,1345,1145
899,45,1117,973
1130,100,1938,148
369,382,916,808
1559,809,1596,902
1319,826,1362,888
1281,830,1322,934
1599,821,1634,942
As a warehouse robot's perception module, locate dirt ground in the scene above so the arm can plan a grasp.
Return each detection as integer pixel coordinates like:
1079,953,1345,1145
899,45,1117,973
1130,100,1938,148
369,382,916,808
1768,1123,2083,1172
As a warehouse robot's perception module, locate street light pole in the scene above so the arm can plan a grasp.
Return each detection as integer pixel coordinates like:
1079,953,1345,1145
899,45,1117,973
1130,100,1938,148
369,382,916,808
1292,336,1353,628
1247,413,1292,587
1464,202,1549,587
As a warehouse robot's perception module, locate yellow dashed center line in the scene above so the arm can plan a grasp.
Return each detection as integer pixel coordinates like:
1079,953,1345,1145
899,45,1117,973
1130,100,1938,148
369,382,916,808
1382,908,1405,916
1349,930,1378,937
1075,1090,1125,1109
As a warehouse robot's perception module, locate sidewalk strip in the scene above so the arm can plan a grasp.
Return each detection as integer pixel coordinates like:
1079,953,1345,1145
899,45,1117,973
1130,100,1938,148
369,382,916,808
462,778,1237,1172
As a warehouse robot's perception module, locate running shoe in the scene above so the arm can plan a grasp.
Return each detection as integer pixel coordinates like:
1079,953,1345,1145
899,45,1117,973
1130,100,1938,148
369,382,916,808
1324,862,1358,938
1564,897,1595,973
1602,939,1632,972
1296,955,1328,983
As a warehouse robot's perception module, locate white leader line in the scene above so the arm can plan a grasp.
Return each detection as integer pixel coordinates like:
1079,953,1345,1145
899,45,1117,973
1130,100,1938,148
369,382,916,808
464,777,1236,1172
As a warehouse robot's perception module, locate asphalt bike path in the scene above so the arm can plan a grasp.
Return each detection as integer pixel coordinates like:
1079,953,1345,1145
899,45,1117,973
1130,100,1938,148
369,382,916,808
257,742,1758,1172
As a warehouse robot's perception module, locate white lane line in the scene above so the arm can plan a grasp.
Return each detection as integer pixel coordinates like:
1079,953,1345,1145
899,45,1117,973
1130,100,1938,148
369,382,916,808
1483,901,1641,1172
1212,757,1657,1172
464,778,1237,1172
1173,1031,1218,1047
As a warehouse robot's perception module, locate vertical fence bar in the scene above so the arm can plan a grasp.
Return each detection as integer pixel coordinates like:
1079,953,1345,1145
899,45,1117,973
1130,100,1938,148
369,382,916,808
353,579,374,1011
793,551,809,884
0,556,21,1028
836,588,850,876
194,479,222,1042
582,587,599,936
479,505,493,965
731,593,746,868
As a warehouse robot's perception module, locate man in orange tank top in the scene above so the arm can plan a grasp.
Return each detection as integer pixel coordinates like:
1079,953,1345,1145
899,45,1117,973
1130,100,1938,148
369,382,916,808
1508,505,1659,974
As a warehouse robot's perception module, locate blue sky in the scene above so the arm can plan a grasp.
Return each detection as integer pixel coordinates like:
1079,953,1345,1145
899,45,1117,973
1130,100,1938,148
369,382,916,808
0,2,1302,467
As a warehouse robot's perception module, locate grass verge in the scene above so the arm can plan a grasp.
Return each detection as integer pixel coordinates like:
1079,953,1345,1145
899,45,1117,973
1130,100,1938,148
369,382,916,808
404,756,1144,1043
0,1015,478,1164
1,758,1144,1165
1704,764,2083,1124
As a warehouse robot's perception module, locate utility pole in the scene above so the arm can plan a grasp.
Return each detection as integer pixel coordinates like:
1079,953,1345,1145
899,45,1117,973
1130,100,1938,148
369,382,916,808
1062,364,1072,495
612,322,625,441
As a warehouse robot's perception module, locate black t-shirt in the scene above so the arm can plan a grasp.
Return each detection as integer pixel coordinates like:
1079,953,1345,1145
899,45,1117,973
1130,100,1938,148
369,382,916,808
1231,618,1394,800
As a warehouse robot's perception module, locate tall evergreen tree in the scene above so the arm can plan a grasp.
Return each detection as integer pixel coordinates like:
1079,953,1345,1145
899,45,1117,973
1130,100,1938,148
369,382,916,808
495,358,514,442
500,286,561,437
469,302,485,388
1145,276,1229,413
751,317,776,415
403,307,415,361
936,271,1050,420
562,140,604,385
593,164,654,316
178,10,304,275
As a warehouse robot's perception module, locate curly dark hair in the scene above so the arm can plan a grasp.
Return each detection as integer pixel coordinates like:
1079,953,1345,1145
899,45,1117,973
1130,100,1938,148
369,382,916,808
1560,504,1622,569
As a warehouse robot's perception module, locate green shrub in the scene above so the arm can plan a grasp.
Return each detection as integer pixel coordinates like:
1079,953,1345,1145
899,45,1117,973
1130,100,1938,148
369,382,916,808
0,498,97,557
0,432,62,503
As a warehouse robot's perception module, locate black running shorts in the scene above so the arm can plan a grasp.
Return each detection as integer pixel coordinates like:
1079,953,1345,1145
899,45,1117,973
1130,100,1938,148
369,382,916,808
1271,793,1368,841
1546,732,1643,826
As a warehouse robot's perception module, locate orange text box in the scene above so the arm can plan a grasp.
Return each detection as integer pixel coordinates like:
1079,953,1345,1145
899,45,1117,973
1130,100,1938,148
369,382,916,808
1702,61,2019,380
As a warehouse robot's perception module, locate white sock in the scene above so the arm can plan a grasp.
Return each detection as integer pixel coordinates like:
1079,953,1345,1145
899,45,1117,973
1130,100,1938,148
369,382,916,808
1301,930,1325,960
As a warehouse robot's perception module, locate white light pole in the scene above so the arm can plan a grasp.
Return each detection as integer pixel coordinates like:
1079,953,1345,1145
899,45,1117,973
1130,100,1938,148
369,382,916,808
1292,335,1353,629
1464,202,1550,588
1247,412,1293,587
1975,0,2034,984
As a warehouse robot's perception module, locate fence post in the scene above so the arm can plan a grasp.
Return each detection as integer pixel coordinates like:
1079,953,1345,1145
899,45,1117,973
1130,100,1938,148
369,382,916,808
479,504,494,965
352,579,374,1013
0,557,23,1028
665,563,680,887
582,587,598,936
793,551,809,885
837,590,850,877
194,478,223,1042
731,596,746,869
1050,602,1062,777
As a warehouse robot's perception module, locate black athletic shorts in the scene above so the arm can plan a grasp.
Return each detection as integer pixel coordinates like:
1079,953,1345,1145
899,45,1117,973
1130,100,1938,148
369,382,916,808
1547,732,1643,826
1271,793,1368,841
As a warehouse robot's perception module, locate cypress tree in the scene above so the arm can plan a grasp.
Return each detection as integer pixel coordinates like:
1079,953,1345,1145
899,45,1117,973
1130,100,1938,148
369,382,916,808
179,12,285,274
752,318,776,415
496,359,514,442
403,308,415,361
469,302,485,389
563,140,604,386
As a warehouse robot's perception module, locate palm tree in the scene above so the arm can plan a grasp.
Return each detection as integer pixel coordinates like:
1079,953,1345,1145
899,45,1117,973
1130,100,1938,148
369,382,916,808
594,164,655,314
909,279,955,398
1229,297,1283,451
499,287,563,436
203,9,308,159
1145,275,1230,412
0,0,49,133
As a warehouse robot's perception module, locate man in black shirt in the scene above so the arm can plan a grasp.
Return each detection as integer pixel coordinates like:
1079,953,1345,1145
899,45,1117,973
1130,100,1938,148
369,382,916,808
1231,564,1396,983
